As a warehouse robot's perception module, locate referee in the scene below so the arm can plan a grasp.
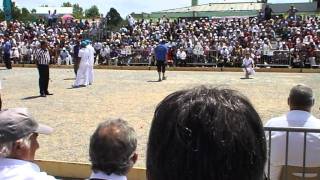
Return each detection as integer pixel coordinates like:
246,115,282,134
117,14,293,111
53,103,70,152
34,41,53,97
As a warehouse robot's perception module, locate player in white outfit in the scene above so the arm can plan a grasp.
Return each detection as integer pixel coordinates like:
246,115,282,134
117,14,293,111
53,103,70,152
86,40,95,85
73,41,90,87
242,52,255,79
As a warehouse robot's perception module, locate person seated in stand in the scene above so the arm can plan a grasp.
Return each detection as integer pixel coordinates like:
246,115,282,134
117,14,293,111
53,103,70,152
147,86,267,180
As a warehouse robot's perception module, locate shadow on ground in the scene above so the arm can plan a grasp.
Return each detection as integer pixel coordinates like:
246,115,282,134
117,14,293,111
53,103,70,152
21,95,41,100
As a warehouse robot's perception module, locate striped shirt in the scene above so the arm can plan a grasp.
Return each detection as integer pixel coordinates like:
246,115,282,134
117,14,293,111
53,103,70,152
34,48,50,65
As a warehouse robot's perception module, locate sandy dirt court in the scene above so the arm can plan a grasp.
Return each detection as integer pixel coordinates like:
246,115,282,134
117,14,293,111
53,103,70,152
0,67,319,167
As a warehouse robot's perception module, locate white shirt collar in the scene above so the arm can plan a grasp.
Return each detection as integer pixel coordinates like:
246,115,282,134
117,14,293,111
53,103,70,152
90,170,127,180
0,158,40,172
286,110,319,127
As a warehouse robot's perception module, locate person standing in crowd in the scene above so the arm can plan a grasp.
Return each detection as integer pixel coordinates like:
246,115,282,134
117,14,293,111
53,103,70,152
0,108,55,179
59,47,70,65
3,36,12,69
88,118,138,180
100,43,110,65
73,40,80,75
242,51,255,79
34,41,53,97
73,41,90,88
264,5,273,21
93,41,103,64
265,84,320,180
262,38,272,65
287,5,298,20
154,40,168,81
176,47,187,66
147,86,266,180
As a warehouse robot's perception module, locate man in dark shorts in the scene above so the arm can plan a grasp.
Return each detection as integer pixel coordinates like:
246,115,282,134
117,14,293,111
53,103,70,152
154,40,168,81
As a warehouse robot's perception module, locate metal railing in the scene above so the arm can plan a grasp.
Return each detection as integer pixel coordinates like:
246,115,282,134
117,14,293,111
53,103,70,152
264,127,320,180
3,48,320,68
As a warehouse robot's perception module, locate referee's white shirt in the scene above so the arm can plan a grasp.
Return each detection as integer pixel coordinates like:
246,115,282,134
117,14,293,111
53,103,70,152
34,48,50,65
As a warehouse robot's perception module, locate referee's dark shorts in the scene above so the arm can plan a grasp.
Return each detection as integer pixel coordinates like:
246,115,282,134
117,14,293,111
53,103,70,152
156,60,166,73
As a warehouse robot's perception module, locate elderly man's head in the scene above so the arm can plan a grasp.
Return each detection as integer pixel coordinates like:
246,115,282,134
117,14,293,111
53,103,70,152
89,118,137,176
288,84,314,112
147,86,266,180
0,108,53,161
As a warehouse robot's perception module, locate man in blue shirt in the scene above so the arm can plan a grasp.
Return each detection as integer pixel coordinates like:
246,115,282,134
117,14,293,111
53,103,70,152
154,40,168,81
3,37,12,69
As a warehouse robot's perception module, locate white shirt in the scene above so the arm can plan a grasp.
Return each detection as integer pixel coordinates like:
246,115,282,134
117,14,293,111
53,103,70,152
89,170,127,180
87,44,95,66
78,47,90,65
0,158,56,180
264,110,320,180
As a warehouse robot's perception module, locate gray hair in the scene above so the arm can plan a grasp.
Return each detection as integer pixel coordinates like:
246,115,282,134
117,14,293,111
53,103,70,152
89,118,137,175
0,134,32,158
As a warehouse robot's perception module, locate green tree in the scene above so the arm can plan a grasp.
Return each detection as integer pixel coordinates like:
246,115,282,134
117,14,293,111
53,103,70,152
0,10,5,21
106,8,123,28
20,8,31,21
31,9,36,14
11,2,21,20
61,2,72,7
85,5,99,18
73,4,84,19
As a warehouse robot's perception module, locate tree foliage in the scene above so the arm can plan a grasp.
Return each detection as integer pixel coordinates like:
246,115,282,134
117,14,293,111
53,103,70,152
61,2,72,7
61,2,84,19
73,4,84,19
0,2,37,22
85,5,99,18
106,8,123,28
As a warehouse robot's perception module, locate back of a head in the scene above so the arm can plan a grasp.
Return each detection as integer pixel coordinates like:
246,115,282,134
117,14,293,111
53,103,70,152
147,86,266,180
289,84,314,111
89,118,137,176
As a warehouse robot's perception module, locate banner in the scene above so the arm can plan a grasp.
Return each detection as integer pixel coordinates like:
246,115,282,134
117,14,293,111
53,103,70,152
3,0,12,21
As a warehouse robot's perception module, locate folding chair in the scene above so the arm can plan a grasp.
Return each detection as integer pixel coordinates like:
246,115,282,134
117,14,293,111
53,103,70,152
280,166,320,180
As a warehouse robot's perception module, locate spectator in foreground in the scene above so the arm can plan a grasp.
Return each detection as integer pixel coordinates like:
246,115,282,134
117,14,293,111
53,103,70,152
89,118,138,180
147,86,267,180
0,108,55,179
265,84,320,180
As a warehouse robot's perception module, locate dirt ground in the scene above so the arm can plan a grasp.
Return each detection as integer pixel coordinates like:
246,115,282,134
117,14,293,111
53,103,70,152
0,67,319,167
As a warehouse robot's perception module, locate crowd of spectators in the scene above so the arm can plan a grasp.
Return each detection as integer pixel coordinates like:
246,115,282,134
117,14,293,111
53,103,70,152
0,7,320,68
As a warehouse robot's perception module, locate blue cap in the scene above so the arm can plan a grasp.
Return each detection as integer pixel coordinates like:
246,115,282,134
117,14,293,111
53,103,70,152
81,41,88,47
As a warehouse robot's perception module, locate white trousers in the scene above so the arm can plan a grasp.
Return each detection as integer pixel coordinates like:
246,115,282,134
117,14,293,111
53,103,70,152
88,65,94,84
74,63,89,86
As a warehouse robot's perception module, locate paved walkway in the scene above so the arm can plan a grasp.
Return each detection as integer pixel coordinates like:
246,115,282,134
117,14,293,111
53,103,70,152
0,67,319,167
